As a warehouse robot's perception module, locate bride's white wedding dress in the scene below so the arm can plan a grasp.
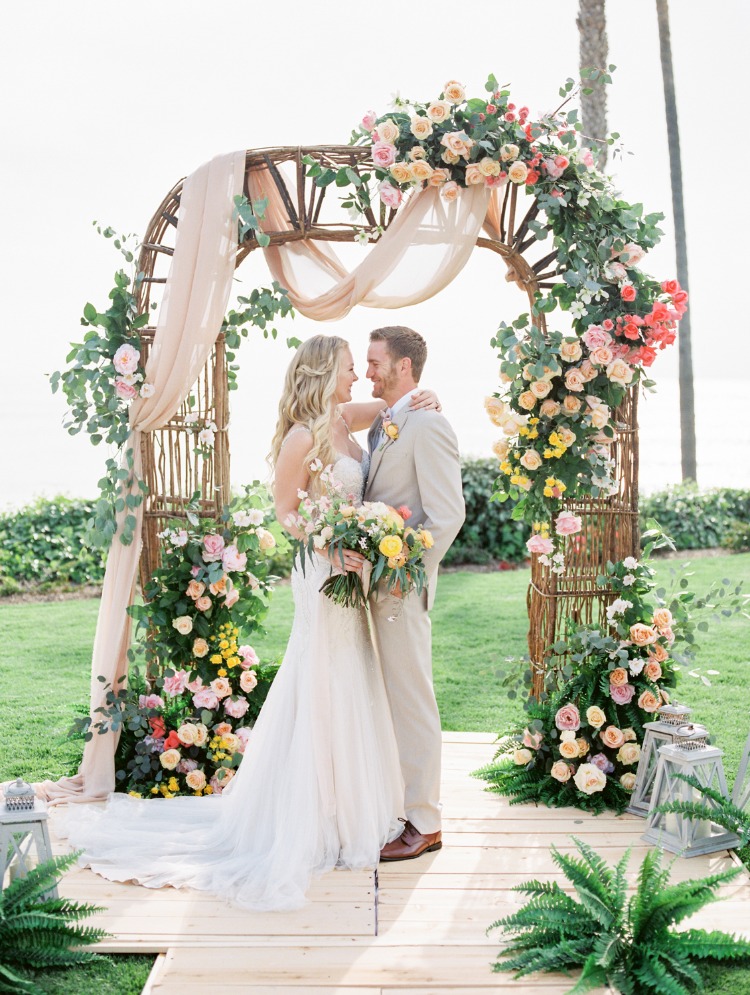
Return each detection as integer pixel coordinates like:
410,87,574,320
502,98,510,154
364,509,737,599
59,451,404,910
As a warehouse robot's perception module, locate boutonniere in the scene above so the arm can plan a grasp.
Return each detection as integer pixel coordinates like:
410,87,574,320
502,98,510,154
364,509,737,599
379,417,399,451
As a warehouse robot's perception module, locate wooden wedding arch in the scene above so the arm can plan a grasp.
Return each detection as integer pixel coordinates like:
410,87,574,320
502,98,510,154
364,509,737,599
133,146,639,689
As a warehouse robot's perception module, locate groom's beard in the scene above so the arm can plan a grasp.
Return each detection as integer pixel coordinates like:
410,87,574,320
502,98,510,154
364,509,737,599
371,364,401,403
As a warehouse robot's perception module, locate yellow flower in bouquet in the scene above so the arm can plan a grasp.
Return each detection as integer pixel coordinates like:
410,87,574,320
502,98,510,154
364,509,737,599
379,535,404,557
387,553,407,569
419,529,434,549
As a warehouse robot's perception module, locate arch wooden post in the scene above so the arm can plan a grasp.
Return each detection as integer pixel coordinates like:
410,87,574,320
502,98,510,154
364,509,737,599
132,147,639,694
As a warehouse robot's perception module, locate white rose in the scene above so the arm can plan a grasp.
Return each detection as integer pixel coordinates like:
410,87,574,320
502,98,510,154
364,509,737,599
172,616,193,635
573,763,607,795
159,748,181,770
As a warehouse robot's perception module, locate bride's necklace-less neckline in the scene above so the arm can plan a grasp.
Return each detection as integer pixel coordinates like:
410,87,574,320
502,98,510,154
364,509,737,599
335,410,363,461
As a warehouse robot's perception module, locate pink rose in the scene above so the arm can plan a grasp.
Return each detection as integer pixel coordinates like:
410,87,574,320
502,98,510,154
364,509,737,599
195,596,212,612
193,687,219,710
620,284,637,302
522,727,544,750
379,182,402,209
162,670,189,698
526,534,555,555
240,670,258,694
555,511,582,536
138,693,165,710
610,682,636,705
186,675,203,693
224,695,250,719
238,645,259,669
114,379,137,400
372,142,397,168
361,110,377,131
236,727,252,750
224,587,240,609
555,703,581,731
202,534,226,562
222,544,247,573
190,565,201,577
113,343,140,375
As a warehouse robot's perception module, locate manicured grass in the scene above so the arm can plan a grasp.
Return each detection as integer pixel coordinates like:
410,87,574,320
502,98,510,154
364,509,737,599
1,553,749,994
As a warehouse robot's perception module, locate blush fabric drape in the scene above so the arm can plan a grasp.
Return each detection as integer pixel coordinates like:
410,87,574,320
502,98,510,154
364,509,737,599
36,154,504,802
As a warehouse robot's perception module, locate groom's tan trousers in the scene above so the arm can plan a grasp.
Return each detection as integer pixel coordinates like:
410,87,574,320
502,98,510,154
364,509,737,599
370,587,442,835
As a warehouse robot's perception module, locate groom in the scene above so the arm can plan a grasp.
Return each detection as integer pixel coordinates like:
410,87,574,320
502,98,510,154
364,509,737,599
364,326,465,861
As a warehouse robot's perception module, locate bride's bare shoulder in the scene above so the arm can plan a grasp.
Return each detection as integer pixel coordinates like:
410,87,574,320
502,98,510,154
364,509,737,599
280,424,313,449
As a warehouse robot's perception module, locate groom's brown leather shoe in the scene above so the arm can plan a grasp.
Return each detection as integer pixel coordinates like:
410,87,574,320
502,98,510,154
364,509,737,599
379,821,442,862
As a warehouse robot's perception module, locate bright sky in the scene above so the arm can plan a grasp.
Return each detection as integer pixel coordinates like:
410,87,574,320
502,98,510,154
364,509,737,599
2,0,749,509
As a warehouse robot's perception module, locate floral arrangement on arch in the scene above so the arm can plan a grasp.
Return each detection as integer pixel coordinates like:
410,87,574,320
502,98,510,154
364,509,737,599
73,489,288,798
474,529,746,814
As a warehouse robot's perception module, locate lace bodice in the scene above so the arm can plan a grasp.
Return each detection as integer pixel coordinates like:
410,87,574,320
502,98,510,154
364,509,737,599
332,451,369,504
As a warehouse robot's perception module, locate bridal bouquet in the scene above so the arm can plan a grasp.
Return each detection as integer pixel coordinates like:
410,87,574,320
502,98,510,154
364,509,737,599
291,465,433,608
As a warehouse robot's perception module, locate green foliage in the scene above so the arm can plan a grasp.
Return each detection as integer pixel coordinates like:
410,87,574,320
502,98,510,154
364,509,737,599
491,837,750,993
721,519,750,554
443,459,528,565
0,497,106,594
655,772,750,848
0,851,108,993
640,484,750,551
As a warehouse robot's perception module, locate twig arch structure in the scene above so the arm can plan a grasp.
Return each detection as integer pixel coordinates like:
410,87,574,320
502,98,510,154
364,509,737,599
134,146,639,691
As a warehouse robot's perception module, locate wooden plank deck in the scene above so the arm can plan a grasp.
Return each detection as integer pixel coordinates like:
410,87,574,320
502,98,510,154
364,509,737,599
46,732,750,994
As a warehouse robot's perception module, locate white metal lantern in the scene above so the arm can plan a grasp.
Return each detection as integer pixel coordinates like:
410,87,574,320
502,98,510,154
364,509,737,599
4,778,36,812
642,723,741,857
732,730,750,811
627,702,693,817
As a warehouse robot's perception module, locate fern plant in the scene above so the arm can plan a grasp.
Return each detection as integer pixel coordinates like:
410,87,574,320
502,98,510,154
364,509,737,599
656,772,750,848
490,837,750,994
0,851,109,994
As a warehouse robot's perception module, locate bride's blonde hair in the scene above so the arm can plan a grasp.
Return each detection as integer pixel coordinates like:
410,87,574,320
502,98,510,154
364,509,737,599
269,334,348,490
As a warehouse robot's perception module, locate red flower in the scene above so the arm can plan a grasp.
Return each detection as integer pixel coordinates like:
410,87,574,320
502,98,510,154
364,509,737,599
485,103,497,115
526,169,540,185
164,731,181,750
620,284,637,302
149,716,166,739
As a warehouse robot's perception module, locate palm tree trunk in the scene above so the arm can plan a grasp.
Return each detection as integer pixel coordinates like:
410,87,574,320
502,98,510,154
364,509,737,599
656,0,697,481
577,0,609,169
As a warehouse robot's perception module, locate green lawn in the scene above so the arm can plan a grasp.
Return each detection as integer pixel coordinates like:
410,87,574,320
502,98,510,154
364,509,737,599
1,553,749,994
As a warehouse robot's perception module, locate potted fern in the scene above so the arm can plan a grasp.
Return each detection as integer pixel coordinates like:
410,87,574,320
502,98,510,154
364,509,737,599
0,851,108,995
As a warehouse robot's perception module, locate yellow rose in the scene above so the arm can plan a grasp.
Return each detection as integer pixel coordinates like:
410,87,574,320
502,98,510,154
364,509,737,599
443,79,466,104
410,116,433,140
384,422,399,440
159,748,181,770
389,162,412,184
377,118,400,144
508,161,529,184
426,100,451,123
419,529,434,549
379,535,403,558
410,159,434,182
192,638,209,658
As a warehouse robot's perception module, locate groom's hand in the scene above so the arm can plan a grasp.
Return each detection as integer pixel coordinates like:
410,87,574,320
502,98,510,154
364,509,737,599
320,547,367,574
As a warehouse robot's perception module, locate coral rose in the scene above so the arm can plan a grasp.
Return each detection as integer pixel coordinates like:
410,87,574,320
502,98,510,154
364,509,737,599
555,703,581,731
637,690,660,713
609,668,629,687
586,705,606,728
600,725,626,749
630,623,658,646
574,763,607,794
620,283,637,302
550,760,573,782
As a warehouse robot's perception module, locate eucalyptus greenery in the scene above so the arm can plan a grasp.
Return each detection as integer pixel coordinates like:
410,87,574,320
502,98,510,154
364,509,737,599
0,851,108,995
490,837,750,994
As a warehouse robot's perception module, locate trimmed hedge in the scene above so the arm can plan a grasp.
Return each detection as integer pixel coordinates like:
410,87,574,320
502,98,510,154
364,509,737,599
3,479,749,595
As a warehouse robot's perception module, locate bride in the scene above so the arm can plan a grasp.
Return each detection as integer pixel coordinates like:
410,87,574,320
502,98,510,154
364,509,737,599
60,334,440,910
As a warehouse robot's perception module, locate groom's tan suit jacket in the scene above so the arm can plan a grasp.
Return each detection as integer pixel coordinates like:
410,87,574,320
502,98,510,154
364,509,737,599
364,406,465,606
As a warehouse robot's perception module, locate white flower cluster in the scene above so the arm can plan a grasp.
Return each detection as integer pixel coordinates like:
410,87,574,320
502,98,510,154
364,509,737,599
606,598,633,622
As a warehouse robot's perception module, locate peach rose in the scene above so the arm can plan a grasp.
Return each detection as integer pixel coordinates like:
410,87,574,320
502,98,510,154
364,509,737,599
586,706,607,728
579,359,598,381
560,339,583,363
513,748,533,765
172,616,193,635
530,380,553,399
211,678,232,700
410,159,434,182
376,118,400,144
409,145,426,161
609,668,629,687
195,596,212,612
209,575,228,596
159,748,181,770
630,623,658,646
550,760,573,782
441,131,473,157
622,728,637,742
645,661,663,682
464,164,484,186
257,528,276,551
574,763,607,794
443,79,466,104
186,769,207,792
240,670,258,693
441,180,459,202
559,739,580,760
492,438,510,460
441,149,460,165
616,742,641,765
508,160,529,184
620,772,637,791
518,391,537,411
652,608,673,630
637,690,660,713
428,167,450,187
177,722,199,746
601,725,625,749
193,723,209,747
520,450,543,471
564,368,586,392
192,638,209,658
540,399,561,418
589,406,610,430
562,395,582,415
389,162,412,184
650,643,669,663
590,346,614,366
606,359,634,386
557,427,576,448
500,143,520,162
186,580,205,600
576,737,590,756
410,116,433,140
478,157,501,176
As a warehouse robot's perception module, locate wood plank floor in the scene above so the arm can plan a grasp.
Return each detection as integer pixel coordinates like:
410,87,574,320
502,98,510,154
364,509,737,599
46,732,750,994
